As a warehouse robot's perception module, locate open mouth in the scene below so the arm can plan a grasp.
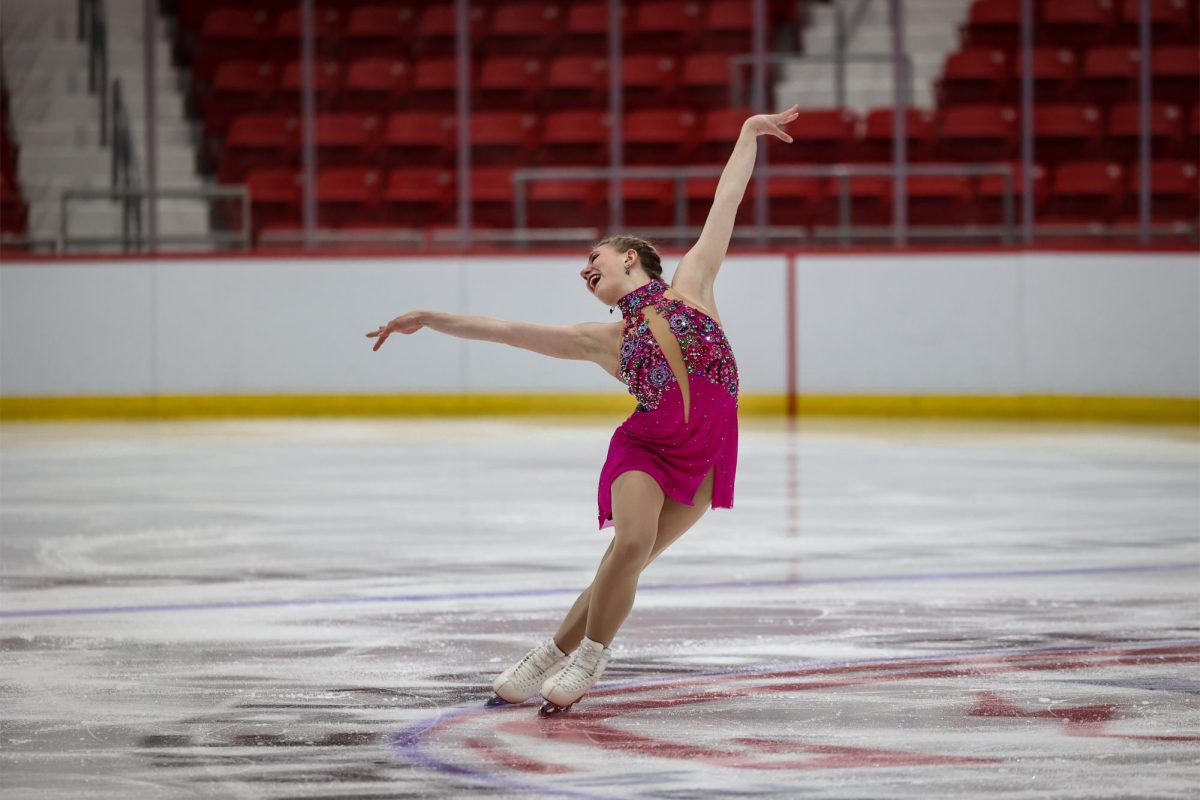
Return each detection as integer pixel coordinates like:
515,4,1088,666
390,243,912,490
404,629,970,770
588,275,600,292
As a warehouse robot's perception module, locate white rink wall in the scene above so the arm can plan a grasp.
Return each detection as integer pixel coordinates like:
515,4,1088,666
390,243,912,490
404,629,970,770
0,252,1197,398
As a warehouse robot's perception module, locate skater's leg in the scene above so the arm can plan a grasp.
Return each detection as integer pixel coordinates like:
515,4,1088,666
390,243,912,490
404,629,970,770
551,540,613,652
644,466,716,568
553,467,714,650
583,470,664,646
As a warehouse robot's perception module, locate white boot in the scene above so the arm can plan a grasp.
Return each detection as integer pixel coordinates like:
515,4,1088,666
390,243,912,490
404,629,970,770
539,636,612,715
490,638,570,704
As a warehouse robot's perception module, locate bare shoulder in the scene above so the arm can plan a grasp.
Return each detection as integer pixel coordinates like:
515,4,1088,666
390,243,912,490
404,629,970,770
664,280,722,327
574,320,623,378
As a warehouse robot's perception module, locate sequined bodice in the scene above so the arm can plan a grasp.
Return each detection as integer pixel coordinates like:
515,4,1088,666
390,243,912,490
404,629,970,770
616,278,739,412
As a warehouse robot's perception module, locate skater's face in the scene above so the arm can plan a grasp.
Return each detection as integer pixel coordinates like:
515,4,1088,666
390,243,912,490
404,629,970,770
579,245,636,307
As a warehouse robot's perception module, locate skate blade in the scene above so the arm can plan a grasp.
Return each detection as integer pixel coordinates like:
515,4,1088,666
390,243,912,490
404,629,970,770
486,694,516,707
538,700,575,717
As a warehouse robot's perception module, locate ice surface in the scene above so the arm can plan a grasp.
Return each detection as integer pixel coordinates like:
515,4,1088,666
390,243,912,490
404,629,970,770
1,417,1197,798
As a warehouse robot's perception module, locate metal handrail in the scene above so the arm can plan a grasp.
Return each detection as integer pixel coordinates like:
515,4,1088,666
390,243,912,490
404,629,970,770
59,186,252,253
511,164,1016,246
78,0,109,146
110,79,142,249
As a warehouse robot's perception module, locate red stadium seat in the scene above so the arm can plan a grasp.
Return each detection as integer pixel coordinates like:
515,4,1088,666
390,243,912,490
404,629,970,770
1151,46,1200,105
383,112,457,168
562,3,625,55
415,3,488,58
541,110,610,166
623,109,697,165
939,48,1010,105
680,54,734,110
861,108,938,162
1081,47,1141,103
767,177,825,228
316,113,381,167
769,108,859,163
279,60,342,111
317,167,383,227
1009,48,1078,102
469,111,539,166
1107,102,1185,159
1117,0,1194,43
470,167,516,227
193,8,270,81
974,163,1047,224
528,179,605,228
482,3,561,57
622,178,677,227
202,61,278,137
1041,0,1116,47
694,108,753,164
622,54,678,110
629,2,702,55
408,58,460,111
963,0,1021,48
844,176,893,226
907,175,974,224
1033,104,1104,162
939,104,1018,161
1046,161,1125,222
1187,106,1200,159
245,168,302,235
475,57,543,110
219,113,298,182
703,1,754,53
1123,160,1199,221
339,59,409,112
544,56,609,110
342,5,417,60
273,7,344,60
382,167,455,226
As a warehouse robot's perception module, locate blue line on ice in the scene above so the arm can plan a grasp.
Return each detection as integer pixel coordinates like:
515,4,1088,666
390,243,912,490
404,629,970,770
1,562,1196,619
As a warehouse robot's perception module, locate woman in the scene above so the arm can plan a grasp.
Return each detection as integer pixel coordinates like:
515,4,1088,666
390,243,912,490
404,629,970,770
367,104,799,715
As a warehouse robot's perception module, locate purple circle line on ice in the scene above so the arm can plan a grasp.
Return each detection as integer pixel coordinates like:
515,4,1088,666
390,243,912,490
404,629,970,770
0,562,1195,619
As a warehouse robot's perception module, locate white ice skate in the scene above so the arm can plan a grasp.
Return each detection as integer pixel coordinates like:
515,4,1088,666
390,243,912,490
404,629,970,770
489,638,570,705
538,636,611,716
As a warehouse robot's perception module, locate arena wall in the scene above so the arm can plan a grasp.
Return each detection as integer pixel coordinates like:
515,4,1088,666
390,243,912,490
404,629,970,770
1,251,1196,421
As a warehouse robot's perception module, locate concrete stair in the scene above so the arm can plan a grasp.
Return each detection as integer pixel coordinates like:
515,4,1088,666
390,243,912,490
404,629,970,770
1,0,212,249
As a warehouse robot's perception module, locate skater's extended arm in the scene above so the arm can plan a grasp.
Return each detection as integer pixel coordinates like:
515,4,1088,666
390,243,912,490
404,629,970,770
367,311,621,374
671,105,800,305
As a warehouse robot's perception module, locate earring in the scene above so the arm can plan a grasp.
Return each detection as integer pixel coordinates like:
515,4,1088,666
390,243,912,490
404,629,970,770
609,307,614,314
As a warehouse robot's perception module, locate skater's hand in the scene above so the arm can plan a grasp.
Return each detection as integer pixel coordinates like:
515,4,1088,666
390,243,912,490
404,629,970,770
366,312,425,351
744,104,800,143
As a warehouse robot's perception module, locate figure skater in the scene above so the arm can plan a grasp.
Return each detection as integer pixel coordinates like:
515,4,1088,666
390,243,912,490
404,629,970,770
367,105,799,715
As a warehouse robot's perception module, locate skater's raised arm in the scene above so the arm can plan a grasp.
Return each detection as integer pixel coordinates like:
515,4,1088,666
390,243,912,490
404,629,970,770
671,105,799,304
367,312,621,375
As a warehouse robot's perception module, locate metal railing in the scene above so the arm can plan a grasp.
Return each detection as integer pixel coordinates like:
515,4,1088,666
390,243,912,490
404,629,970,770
109,78,142,248
78,0,109,146
512,164,1017,246
59,186,251,253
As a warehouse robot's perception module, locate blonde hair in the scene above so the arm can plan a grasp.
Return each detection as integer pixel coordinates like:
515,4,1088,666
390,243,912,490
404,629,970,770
595,234,663,280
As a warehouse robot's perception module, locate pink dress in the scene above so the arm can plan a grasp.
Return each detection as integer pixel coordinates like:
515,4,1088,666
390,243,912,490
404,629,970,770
597,277,739,530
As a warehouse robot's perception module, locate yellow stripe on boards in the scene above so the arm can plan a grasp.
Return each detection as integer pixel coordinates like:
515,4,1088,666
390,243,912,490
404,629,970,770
0,394,1195,424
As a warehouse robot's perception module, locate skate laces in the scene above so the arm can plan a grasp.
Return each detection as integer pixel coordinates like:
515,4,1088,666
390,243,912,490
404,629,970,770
555,641,609,692
520,639,565,674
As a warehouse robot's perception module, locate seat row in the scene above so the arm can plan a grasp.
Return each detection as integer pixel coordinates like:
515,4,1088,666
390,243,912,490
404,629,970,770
209,104,1200,182
964,0,1200,48
939,44,1199,107
183,0,774,79
193,53,750,136
232,160,1199,236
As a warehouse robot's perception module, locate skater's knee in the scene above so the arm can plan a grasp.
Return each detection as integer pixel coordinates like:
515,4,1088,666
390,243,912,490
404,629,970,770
610,529,654,569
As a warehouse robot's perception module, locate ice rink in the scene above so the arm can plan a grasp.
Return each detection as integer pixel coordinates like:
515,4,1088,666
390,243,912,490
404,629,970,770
1,416,1197,799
